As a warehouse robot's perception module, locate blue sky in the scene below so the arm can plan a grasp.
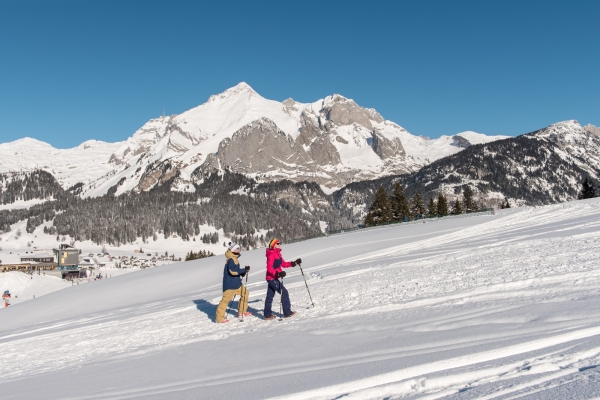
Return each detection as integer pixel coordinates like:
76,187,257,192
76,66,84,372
1,0,598,148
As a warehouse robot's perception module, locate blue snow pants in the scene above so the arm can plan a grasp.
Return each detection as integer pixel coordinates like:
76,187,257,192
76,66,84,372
264,279,291,317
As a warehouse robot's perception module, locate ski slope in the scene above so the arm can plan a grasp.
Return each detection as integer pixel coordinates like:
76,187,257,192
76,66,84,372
0,272,70,304
1,199,600,399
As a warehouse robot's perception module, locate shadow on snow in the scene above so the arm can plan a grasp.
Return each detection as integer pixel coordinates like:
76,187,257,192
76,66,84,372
192,299,263,322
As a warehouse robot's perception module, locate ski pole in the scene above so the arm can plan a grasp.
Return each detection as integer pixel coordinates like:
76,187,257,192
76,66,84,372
298,263,314,307
241,271,249,321
279,276,284,320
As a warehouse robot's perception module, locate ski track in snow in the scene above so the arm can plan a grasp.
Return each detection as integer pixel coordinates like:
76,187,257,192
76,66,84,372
1,201,600,399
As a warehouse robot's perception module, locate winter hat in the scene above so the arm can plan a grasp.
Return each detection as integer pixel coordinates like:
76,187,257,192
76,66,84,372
269,238,280,249
228,242,241,253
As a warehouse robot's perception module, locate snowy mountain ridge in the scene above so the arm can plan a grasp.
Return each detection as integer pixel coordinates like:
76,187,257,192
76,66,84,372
0,83,508,197
0,137,123,190
334,119,600,221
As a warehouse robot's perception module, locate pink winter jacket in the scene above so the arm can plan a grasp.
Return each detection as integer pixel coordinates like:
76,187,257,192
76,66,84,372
265,248,292,281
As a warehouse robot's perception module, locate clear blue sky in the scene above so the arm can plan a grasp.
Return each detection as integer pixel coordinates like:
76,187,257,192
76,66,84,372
1,0,598,148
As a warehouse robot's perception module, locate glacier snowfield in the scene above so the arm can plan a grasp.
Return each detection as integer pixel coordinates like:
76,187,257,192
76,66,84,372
2,200,600,399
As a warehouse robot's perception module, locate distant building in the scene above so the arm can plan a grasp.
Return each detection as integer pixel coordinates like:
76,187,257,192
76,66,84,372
1,250,57,273
20,251,54,263
53,244,82,279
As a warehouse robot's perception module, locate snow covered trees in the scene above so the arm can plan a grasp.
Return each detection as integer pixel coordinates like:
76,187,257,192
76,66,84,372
0,170,65,206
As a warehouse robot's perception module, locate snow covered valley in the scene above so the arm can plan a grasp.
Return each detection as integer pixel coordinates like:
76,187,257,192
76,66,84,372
1,199,600,399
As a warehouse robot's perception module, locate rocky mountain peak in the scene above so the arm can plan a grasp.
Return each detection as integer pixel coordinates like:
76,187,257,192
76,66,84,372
320,94,383,131
452,135,472,148
207,81,258,103
527,120,584,141
2,83,509,197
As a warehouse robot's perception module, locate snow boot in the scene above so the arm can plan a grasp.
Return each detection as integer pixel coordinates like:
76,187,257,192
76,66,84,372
238,312,252,318
218,319,229,324
264,315,276,321
284,311,296,319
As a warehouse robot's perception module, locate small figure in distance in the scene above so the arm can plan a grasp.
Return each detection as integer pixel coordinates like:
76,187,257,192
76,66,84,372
2,290,11,307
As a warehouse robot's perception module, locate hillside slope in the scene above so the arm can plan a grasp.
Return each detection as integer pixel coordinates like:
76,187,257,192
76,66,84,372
1,198,600,399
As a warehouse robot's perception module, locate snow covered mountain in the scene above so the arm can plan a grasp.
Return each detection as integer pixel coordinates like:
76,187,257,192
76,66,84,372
0,138,123,190
335,120,600,219
2,83,598,244
0,83,508,197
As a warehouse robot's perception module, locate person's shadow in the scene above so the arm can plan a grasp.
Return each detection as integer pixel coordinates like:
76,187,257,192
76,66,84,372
193,299,263,322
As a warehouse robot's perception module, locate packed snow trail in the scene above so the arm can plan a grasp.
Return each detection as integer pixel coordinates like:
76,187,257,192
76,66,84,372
1,199,600,399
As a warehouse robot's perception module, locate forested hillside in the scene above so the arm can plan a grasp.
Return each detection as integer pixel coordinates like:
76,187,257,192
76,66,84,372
0,170,352,247
0,170,66,205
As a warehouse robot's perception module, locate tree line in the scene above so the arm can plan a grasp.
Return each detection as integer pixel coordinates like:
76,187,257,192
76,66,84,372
185,249,215,261
364,183,484,227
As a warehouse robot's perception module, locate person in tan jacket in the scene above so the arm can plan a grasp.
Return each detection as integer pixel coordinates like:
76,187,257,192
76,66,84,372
215,242,251,323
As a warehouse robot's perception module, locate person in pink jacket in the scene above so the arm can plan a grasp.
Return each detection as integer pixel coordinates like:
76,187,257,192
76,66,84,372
264,238,301,320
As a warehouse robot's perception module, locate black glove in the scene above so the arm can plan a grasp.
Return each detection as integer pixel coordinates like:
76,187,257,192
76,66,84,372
244,266,250,271
295,258,302,265
277,271,286,279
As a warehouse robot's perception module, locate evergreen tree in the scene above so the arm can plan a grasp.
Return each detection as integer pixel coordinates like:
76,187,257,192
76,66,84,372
462,186,479,212
578,177,596,199
411,191,425,219
452,199,463,215
427,196,437,216
363,212,375,227
368,186,393,225
390,183,410,222
437,193,449,216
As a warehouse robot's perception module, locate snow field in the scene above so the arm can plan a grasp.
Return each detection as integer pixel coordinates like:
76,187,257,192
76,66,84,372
1,199,600,398
0,272,70,305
